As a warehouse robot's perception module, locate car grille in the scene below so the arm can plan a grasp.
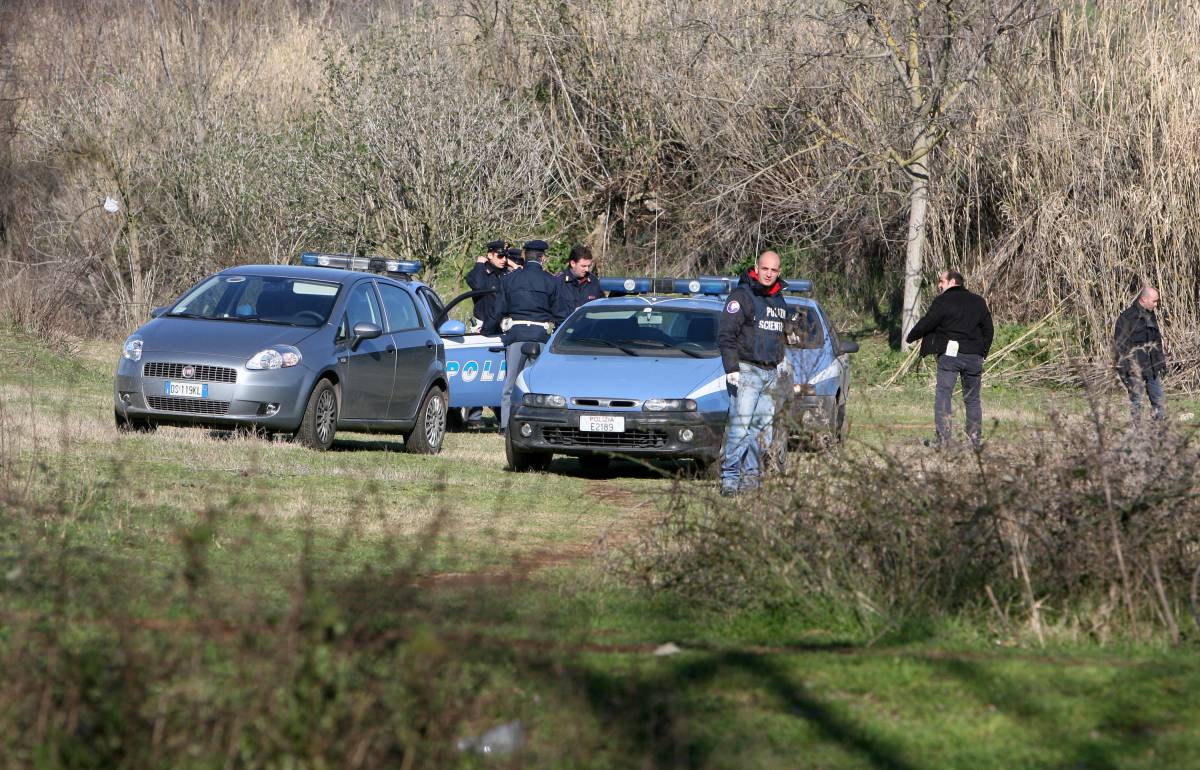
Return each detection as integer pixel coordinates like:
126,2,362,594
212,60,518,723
142,362,238,383
147,396,231,415
542,427,668,448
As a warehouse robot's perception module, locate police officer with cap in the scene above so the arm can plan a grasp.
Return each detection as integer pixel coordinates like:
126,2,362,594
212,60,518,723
485,239,572,431
504,246,524,272
466,240,508,333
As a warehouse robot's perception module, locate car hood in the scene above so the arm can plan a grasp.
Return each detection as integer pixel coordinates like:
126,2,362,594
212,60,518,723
138,317,321,357
524,353,722,400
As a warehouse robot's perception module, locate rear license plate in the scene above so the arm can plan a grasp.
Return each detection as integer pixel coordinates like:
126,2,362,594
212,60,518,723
580,415,624,432
164,380,209,398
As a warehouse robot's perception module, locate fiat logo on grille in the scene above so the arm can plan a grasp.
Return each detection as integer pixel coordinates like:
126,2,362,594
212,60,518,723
181,365,196,379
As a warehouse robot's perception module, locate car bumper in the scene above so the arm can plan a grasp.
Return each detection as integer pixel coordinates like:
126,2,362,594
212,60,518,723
507,406,725,460
114,355,316,431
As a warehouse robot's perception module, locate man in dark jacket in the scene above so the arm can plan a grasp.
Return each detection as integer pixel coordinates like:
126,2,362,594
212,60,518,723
558,244,605,311
1114,286,1166,421
717,251,791,495
486,240,572,431
465,240,507,333
905,270,994,448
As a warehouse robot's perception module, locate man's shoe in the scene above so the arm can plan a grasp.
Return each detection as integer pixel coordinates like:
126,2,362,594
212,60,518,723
719,486,738,497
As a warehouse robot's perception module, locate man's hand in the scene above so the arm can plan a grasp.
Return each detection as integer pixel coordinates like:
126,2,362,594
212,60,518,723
476,254,488,263
725,371,740,387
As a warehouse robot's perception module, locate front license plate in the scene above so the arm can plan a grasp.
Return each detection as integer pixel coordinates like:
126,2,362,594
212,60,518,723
580,415,624,433
164,380,209,398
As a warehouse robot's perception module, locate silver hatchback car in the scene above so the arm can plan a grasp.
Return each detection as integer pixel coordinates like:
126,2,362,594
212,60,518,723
114,256,455,452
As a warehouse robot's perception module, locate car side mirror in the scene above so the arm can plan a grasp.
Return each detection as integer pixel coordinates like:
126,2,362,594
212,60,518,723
838,338,860,355
438,319,466,336
350,322,382,351
521,341,542,358
150,306,168,319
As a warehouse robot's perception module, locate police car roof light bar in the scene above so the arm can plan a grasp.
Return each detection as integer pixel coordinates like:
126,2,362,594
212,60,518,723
300,252,422,276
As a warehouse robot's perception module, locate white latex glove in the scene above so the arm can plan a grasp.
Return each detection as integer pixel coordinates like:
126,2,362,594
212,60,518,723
776,360,792,378
725,371,740,387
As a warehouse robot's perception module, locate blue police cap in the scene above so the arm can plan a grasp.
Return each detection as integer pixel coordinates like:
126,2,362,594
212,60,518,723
505,247,525,263
523,239,549,253
486,239,507,253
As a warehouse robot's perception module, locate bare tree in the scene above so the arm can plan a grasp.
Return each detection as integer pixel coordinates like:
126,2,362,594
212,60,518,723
808,0,1050,345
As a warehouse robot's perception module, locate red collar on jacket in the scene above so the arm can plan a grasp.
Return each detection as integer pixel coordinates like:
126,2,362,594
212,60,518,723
747,269,782,296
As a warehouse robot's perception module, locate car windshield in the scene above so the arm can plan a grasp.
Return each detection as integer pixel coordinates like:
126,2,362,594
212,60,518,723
553,306,719,358
168,275,340,327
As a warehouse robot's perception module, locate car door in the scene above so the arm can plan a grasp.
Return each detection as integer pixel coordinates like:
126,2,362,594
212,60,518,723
337,281,395,419
431,287,508,409
377,281,435,420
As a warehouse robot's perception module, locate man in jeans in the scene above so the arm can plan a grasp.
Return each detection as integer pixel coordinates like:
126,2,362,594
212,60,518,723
717,251,791,494
1113,286,1166,421
906,270,994,448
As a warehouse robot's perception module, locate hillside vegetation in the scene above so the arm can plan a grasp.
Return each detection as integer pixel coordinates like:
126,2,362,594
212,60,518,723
2,0,1199,374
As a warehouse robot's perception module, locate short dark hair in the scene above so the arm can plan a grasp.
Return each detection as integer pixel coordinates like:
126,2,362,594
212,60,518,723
943,270,965,288
569,244,593,263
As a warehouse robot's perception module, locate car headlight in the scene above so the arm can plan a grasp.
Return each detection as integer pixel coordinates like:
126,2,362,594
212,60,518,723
246,346,303,370
522,393,567,408
643,398,697,412
122,336,143,361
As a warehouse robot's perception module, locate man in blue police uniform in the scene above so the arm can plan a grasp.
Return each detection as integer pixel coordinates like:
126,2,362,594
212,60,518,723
465,240,507,333
558,244,605,312
717,250,790,495
485,240,572,430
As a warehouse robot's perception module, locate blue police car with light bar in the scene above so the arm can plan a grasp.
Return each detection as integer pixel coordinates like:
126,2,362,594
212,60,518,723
502,275,858,472
113,252,496,452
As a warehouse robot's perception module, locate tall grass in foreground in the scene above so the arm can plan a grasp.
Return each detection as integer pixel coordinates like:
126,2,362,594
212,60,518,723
622,397,1200,647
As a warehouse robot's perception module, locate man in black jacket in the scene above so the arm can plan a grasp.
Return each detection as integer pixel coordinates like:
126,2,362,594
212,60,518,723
717,251,791,495
465,240,507,333
558,244,605,311
486,240,572,431
1113,286,1166,421
905,270,994,447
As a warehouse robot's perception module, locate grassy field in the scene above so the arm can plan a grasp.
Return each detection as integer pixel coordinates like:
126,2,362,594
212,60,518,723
2,331,1198,768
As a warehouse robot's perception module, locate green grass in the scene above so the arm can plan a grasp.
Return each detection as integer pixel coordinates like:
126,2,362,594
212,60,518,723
2,329,1199,768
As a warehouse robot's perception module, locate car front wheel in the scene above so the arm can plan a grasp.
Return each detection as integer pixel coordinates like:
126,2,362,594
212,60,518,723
296,379,338,451
505,427,551,472
405,386,446,454
115,410,156,433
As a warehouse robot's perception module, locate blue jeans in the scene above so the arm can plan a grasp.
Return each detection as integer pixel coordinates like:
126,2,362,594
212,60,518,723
721,363,780,491
1121,370,1165,421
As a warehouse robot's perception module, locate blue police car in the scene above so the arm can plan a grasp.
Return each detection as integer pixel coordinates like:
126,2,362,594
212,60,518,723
502,277,858,472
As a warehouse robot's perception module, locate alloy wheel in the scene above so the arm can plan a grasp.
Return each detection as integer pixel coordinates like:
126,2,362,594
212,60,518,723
315,388,336,445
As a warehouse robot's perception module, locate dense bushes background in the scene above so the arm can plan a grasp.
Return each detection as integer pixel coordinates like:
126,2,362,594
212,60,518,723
2,0,1199,372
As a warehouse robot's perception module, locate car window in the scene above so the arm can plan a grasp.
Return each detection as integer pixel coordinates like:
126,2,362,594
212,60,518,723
553,306,720,357
169,275,338,327
337,282,383,340
377,283,422,332
787,307,826,349
417,287,446,327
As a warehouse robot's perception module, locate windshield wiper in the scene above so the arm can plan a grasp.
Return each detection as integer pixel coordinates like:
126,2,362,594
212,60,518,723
617,338,707,358
566,337,640,356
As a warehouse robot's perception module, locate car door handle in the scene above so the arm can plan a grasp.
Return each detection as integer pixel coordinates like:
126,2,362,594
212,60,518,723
425,340,436,349
386,344,396,354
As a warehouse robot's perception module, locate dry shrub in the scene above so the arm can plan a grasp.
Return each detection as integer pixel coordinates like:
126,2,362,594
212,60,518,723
622,404,1200,643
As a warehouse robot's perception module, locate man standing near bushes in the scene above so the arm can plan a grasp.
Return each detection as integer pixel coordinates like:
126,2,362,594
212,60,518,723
717,250,790,496
1113,286,1166,422
905,270,994,448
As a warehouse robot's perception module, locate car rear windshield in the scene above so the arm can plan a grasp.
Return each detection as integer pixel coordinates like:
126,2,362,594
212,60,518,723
168,275,340,327
553,306,720,358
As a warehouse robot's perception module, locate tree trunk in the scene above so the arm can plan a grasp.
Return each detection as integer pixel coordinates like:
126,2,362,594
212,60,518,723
900,132,932,349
